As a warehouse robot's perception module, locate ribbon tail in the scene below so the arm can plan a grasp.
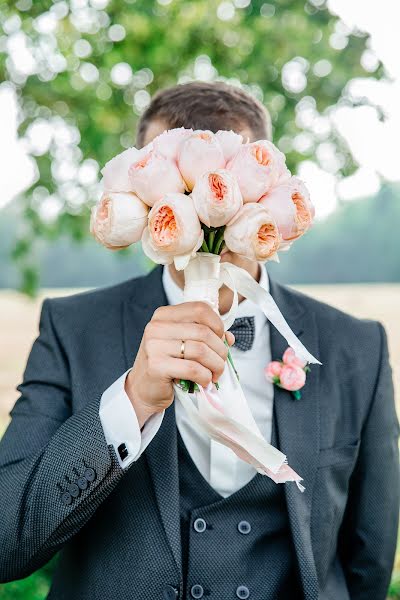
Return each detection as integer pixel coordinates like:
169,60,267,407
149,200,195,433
220,262,322,365
173,380,303,488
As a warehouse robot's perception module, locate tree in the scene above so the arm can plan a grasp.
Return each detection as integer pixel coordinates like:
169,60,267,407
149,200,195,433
0,0,383,293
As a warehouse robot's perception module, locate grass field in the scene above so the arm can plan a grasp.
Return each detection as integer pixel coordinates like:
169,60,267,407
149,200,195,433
0,284,399,598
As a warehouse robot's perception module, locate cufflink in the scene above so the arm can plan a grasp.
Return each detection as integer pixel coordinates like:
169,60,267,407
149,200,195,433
117,443,129,461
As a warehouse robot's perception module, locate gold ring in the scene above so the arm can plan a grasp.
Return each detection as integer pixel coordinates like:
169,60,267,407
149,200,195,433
180,340,185,359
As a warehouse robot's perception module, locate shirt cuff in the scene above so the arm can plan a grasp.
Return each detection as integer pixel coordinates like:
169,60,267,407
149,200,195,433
99,368,165,469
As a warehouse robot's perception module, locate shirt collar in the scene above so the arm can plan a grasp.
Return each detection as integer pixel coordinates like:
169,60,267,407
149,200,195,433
162,261,269,334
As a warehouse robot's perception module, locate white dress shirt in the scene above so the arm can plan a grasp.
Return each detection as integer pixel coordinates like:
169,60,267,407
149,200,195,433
99,264,274,498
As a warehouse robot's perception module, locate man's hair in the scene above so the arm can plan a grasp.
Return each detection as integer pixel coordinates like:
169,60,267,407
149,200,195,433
135,81,272,148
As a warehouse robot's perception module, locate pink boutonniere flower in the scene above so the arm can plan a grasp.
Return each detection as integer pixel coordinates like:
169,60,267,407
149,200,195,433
265,347,310,400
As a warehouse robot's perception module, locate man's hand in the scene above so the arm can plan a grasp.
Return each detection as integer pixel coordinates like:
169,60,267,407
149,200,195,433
125,302,235,428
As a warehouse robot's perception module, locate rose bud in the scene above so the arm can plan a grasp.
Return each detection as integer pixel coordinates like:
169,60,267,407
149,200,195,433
152,127,194,161
90,191,149,249
191,169,243,228
215,130,244,163
128,147,187,206
141,192,203,270
224,203,281,262
100,146,141,192
282,347,307,369
279,364,306,391
265,361,283,380
259,176,314,242
177,130,226,191
226,140,290,203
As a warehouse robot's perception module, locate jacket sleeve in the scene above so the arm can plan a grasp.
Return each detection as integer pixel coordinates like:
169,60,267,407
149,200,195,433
99,368,165,469
0,298,128,582
338,321,400,600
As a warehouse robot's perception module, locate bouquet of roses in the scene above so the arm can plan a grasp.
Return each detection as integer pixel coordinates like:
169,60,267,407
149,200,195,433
91,127,321,491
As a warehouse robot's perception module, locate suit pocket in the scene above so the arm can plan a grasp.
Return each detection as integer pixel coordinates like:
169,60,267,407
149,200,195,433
312,440,361,584
317,441,360,469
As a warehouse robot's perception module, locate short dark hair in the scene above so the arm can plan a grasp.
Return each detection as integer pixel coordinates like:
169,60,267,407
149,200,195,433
135,81,272,148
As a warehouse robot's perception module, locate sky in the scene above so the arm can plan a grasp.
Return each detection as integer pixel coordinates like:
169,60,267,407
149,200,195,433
0,0,399,221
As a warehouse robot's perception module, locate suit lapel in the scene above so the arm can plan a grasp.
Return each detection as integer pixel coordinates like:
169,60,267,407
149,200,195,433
122,265,182,577
269,276,320,600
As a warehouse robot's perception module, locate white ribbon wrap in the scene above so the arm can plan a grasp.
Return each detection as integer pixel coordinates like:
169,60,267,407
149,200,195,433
174,252,317,490
219,261,322,365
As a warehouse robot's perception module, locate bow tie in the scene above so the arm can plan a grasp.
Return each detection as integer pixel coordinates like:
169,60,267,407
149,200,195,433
228,316,255,351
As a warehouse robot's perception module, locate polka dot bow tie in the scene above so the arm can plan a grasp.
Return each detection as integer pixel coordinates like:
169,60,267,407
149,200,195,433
228,316,256,351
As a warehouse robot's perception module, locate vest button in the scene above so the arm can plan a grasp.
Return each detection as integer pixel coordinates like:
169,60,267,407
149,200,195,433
237,520,251,534
236,585,250,598
163,584,179,599
190,584,204,598
193,517,207,532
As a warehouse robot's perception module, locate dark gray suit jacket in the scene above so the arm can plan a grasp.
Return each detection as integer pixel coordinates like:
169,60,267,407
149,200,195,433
0,266,399,600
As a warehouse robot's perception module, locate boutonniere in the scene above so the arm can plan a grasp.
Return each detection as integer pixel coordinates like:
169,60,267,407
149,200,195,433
265,347,310,400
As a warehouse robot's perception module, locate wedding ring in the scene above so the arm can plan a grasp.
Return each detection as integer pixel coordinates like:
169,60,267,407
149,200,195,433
180,340,185,359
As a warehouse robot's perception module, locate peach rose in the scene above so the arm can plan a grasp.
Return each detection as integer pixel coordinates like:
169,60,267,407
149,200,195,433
224,203,281,262
282,347,307,368
152,127,194,161
128,147,187,206
259,176,314,242
265,361,283,380
90,191,148,249
100,146,142,192
226,140,290,203
191,169,243,227
141,192,203,270
279,364,306,391
177,130,225,191
215,130,244,163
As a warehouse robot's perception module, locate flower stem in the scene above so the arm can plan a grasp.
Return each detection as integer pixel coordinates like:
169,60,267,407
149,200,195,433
213,227,225,255
201,239,209,252
214,237,225,255
224,339,239,380
208,230,215,253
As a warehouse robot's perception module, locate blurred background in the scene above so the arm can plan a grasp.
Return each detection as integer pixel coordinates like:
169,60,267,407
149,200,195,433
0,0,399,597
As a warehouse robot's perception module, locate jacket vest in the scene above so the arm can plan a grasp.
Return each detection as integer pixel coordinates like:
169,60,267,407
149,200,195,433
178,411,302,599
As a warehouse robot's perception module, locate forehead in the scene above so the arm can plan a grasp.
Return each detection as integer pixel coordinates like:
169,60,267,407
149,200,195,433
141,118,255,147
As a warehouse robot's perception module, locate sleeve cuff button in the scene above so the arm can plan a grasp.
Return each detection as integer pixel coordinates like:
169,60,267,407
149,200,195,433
84,467,96,482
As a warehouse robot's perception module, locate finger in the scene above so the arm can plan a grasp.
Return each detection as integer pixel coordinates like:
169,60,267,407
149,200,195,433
152,302,224,338
150,339,225,382
145,321,228,360
225,331,235,347
157,356,213,388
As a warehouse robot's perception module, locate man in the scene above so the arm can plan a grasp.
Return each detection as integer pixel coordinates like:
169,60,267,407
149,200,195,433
0,81,399,600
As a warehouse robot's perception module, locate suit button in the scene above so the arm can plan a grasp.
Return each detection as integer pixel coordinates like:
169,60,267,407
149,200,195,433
61,491,72,506
237,520,251,534
67,483,80,498
163,584,179,599
236,585,250,598
77,476,88,490
84,467,96,482
193,518,207,532
190,584,204,598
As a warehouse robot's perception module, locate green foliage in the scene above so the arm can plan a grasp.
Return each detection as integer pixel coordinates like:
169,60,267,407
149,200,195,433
0,559,55,599
389,574,400,600
268,183,400,284
0,0,383,294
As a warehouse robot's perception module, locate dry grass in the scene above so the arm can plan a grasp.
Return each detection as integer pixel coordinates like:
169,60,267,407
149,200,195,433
0,284,399,434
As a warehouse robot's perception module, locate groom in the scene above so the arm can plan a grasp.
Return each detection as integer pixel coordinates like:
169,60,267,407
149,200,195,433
0,81,399,600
